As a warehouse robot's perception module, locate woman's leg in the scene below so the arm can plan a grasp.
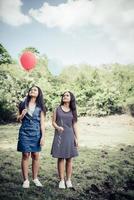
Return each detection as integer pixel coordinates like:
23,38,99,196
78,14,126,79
21,152,30,180
66,158,73,180
57,158,65,180
31,152,40,179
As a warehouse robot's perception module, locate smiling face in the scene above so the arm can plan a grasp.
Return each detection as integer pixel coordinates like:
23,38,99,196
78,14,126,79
62,91,71,103
28,86,39,98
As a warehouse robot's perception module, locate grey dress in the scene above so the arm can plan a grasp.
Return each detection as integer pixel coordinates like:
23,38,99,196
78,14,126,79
51,106,78,159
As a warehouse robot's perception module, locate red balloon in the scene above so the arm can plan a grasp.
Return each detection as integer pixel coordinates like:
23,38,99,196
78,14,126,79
20,51,36,71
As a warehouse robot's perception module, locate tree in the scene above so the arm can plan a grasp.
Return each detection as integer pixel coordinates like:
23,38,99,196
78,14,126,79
21,47,40,56
0,43,13,65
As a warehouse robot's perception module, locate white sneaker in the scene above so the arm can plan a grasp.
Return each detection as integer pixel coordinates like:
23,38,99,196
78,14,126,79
33,178,43,187
66,179,73,188
22,179,30,188
59,180,66,189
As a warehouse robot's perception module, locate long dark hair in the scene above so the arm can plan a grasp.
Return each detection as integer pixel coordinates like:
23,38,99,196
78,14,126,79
60,91,77,122
19,86,46,115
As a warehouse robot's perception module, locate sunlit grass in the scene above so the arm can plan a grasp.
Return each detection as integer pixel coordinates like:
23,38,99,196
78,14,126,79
0,124,134,200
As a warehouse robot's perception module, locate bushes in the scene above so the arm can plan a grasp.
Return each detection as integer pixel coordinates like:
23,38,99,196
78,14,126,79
73,65,134,117
128,104,134,117
0,61,134,122
123,97,134,117
0,62,47,122
0,101,16,123
77,87,122,117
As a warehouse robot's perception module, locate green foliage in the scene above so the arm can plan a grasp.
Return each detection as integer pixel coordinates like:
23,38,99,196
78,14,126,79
123,97,134,117
0,56,51,122
59,64,134,117
21,46,40,55
0,45,134,122
0,43,13,65
86,87,121,116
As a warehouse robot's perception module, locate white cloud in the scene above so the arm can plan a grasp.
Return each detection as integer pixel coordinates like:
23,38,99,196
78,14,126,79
1,0,133,64
0,0,31,26
29,0,134,63
29,0,134,30
29,0,94,31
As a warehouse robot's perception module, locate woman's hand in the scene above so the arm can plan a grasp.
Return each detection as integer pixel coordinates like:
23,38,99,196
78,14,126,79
40,137,45,146
57,126,64,133
18,109,27,121
21,109,27,118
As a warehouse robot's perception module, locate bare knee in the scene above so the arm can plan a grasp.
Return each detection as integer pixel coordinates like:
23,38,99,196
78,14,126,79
31,152,39,161
66,158,72,164
22,153,30,160
58,158,64,163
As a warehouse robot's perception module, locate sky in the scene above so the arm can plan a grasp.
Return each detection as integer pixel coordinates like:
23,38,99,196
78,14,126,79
0,0,134,74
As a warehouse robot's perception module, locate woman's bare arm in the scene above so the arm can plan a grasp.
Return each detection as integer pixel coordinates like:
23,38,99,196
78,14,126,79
40,111,45,146
52,109,64,132
73,122,79,147
17,109,27,121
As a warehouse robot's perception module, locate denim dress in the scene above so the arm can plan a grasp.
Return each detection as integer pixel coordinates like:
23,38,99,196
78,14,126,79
17,103,42,153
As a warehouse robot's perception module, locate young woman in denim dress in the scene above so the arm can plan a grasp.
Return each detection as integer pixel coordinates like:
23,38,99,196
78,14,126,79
51,91,79,189
17,86,46,188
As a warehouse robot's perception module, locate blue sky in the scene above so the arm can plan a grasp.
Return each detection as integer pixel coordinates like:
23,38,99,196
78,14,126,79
0,0,134,74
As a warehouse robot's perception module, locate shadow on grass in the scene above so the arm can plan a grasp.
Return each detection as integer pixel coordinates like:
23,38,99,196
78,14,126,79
0,145,134,200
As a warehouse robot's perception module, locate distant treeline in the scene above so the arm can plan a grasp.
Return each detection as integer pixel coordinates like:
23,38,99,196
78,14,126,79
0,44,134,122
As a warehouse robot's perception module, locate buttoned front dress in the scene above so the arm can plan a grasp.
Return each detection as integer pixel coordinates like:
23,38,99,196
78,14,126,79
51,106,78,159
17,105,42,153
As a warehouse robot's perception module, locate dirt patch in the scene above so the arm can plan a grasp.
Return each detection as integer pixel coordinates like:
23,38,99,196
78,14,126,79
0,141,16,150
0,114,134,150
78,114,134,148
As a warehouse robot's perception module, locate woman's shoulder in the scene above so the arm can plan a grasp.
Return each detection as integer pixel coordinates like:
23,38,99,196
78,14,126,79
53,106,60,113
35,106,42,114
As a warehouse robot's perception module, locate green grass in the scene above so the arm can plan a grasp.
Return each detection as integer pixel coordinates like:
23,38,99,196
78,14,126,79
0,124,134,200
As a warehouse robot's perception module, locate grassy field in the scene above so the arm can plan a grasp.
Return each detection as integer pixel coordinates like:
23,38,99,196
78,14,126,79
0,115,134,200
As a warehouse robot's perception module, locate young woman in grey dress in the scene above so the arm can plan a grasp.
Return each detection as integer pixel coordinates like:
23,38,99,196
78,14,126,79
51,91,79,189
17,86,46,188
